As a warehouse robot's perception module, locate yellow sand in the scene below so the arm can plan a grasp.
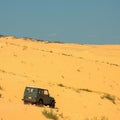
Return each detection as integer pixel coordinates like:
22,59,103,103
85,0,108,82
0,36,120,120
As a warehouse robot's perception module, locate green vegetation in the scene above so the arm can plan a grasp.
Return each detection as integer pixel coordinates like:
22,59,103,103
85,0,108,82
49,50,53,53
77,69,80,72
0,85,3,98
79,88,93,92
74,88,93,93
101,93,116,104
106,62,119,67
21,61,26,64
0,93,2,98
58,113,64,119
45,40,64,44
42,109,58,120
61,75,64,79
0,35,5,37
62,53,72,56
109,63,119,67
0,85,3,90
32,80,35,83
0,69,6,73
22,45,28,50
85,116,108,120
57,83,65,87
57,83,117,105
13,54,17,57
79,57,84,59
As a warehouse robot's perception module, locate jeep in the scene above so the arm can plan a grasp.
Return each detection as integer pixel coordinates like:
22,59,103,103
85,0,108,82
22,86,55,108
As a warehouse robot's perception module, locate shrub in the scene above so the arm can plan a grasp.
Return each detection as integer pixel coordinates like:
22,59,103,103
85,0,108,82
0,35,5,38
0,93,2,98
21,61,26,64
0,85,3,90
77,69,80,72
101,93,116,104
61,75,64,79
0,69,6,73
85,116,108,120
45,40,64,44
59,113,64,118
62,53,72,56
42,109,58,120
79,88,93,92
22,46,28,50
58,83,65,87
13,54,17,57
110,63,119,67
79,57,84,59
49,50,53,53
32,80,35,83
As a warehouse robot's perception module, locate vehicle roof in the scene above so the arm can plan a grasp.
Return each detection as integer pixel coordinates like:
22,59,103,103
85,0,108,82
25,86,48,90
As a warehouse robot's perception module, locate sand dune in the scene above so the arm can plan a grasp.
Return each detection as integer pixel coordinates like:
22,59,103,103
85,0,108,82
0,36,120,120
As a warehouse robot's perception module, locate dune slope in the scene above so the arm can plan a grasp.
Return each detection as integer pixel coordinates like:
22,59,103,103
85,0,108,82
0,36,120,120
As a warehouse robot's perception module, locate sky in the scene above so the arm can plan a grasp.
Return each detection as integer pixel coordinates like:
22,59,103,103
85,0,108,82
0,0,120,44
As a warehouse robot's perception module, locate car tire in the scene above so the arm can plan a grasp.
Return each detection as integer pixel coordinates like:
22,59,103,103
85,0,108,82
49,101,55,108
24,101,29,104
38,100,43,107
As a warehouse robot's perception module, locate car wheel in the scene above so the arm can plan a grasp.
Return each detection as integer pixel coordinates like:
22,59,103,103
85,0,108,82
24,101,29,104
49,101,55,108
38,100,43,107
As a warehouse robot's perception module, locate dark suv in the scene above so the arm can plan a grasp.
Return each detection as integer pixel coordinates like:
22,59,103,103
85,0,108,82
22,86,55,108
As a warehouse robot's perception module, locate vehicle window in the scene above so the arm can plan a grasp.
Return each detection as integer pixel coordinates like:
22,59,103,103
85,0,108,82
30,88,34,92
26,88,30,92
44,90,48,95
39,90,43,94
26,88,35,93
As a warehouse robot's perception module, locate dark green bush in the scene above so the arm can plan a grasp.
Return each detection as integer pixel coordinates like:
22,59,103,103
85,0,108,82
0,93,2,98
42,109,58,120
58,83,65,87
101,93,116,104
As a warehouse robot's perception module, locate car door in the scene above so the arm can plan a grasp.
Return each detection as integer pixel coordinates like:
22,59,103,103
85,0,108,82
43,90,50,105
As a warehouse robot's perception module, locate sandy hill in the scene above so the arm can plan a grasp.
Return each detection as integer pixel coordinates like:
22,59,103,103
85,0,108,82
0,36,120,120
